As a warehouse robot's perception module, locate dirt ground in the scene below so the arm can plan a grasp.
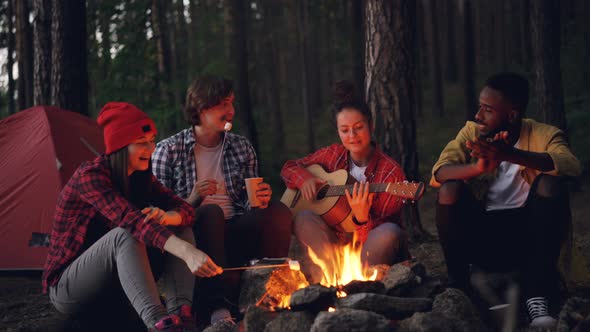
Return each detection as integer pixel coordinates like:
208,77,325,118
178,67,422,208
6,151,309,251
1,176,589,332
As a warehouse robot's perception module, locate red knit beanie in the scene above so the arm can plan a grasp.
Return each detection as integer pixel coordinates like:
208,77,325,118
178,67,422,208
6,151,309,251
97,102,157,154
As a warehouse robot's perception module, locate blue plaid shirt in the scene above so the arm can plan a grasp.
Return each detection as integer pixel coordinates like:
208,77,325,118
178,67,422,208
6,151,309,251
152,128,258,216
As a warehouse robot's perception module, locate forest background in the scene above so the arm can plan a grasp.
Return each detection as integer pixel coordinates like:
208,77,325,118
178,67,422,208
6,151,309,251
0,0,589,233
1,1,590,330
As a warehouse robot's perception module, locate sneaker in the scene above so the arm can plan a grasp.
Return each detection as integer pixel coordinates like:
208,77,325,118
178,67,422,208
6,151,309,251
526,297,557,328
210,308,235,326
149,314,183,332
178,304,198,332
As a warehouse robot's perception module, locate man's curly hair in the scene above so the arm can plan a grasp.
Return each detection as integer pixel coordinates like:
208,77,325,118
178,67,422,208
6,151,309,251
184,76,234,126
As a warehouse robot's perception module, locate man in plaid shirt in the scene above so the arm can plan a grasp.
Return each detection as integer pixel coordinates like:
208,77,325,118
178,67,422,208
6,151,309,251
152,76,292,326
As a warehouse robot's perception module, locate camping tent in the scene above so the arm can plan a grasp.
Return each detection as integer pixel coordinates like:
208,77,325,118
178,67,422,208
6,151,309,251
0,106,104,270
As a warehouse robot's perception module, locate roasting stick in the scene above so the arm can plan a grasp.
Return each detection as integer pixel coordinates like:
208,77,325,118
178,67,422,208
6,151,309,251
223,260,300,272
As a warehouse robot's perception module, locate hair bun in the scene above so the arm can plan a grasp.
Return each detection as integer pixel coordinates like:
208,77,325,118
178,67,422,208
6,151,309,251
333,80,357,106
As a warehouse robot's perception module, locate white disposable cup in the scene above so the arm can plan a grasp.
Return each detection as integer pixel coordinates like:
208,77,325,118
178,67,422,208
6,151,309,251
244,177,263,207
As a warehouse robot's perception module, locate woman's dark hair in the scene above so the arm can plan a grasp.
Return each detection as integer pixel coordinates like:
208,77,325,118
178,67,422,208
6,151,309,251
107,148,153,207
184,75,234,126
485,72,529,114
332,80,372,127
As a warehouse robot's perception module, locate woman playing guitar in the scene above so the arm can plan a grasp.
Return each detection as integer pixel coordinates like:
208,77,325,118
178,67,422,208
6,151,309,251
281,81,410,283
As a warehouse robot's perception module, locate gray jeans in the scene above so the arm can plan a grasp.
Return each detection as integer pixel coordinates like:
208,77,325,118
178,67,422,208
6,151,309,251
294,210,408,283
49,227,195,327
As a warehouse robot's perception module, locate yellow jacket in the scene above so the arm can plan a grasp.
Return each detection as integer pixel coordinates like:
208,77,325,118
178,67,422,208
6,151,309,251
430,118,582,200
430,118,587,291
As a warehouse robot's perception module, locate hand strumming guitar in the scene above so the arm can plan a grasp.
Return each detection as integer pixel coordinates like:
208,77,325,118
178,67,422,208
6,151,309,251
344,181,375,223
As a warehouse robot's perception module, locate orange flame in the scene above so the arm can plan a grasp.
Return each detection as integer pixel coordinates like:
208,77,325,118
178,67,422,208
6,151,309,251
307,233,377,288
276,281,309,309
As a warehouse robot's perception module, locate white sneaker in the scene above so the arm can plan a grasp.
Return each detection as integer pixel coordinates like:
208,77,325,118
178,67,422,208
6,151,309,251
530,315,557,328
526,297,557,328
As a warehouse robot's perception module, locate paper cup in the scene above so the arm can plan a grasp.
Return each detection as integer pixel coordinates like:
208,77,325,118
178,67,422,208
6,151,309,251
245,177,263,207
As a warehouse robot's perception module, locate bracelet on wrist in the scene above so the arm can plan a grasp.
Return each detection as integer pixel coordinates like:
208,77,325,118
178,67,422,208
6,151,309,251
352,215,368,225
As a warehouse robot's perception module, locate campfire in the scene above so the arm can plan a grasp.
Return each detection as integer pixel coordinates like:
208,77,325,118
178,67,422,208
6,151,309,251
306,233,377,291
238,234,381,312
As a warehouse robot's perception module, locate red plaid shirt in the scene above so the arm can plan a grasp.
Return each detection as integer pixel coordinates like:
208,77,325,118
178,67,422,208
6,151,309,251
42,155,194,293
281,143,406,241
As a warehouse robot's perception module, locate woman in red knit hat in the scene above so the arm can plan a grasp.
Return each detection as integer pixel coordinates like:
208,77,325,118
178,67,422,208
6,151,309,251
42,102,218,332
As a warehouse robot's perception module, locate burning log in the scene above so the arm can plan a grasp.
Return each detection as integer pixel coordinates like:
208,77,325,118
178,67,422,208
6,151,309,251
335,293,432,320
289,284,338,312
367,264,390,281
341,280,385,295
239,263,309,312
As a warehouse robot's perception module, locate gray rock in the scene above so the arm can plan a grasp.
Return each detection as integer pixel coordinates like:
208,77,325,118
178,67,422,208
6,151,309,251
203,320,239,332
397,312,458,332
432,288,486,331
404,277,444,299
383,264,420,296
336,293,432,320
264,311,315,332
289,284,337,312
243,305,277,332
310,308,392,332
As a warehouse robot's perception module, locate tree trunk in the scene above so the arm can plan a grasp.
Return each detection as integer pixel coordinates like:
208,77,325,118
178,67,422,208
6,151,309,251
229,0,259,152
444,0,458,82
6,0,16,114
423,0,444,117
187,0,199,72
151,0,174,129
51,0,88,115
98,2,111,81
262,0,285,177
296,0,315,153
350,0,365,100
530,0,567,133
460,0,477,121
415,0,426,118
16,0,34,110
495,0,507,70
520,0,532,70
365,0,429,241
32,0,52,106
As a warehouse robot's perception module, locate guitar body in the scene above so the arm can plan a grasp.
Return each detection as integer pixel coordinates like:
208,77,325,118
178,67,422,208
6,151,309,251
281,165,361,233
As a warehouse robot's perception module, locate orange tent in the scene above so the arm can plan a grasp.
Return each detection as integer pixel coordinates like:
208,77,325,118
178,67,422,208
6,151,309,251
0,106,104,270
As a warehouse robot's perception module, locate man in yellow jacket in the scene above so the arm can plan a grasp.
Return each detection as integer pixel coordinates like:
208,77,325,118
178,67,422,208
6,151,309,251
431,72,581,328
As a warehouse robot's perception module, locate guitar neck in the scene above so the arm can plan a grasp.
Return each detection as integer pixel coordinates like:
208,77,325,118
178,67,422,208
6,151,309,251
325,183,389,197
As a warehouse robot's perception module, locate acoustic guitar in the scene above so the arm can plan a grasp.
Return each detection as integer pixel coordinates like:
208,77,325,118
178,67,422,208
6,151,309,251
280,164,425,233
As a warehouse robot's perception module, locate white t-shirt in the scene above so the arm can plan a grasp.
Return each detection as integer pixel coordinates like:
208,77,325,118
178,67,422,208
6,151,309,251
349,158,367,183
485,139,531,211
193,141,235,219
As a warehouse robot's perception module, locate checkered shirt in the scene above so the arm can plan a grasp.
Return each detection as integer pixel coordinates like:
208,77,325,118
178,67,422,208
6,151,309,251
42,155,195,293
152,128,258,215
281,143,406,241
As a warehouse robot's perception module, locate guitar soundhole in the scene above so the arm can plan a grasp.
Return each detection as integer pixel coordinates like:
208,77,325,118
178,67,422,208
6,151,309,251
316,185,329,200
